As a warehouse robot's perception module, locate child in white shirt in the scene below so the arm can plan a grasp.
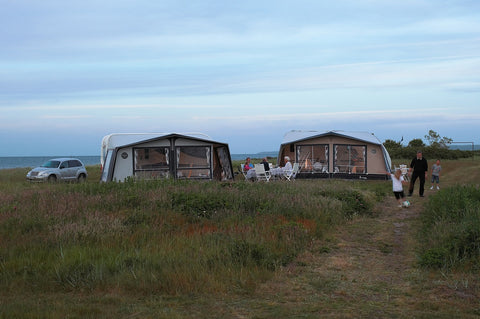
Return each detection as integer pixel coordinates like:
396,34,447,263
390,169,409,207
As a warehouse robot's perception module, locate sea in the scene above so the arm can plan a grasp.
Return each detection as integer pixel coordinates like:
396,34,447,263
0,152,278,170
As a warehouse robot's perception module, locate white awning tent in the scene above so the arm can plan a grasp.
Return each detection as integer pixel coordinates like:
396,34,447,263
100,133,234,182
277,130,392,180
100,132,211,168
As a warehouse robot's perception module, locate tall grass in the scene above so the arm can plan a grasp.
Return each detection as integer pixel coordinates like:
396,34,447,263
0,169,388,298
418,185,480,270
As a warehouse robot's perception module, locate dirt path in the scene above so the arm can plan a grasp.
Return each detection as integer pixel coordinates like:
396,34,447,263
251,197,423,317
220,160,480,318
245,188,479,318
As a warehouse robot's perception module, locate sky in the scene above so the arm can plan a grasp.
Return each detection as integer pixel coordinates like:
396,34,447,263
1,0,479,156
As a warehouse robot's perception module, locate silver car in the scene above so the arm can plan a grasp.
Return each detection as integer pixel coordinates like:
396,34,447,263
26,158,88,182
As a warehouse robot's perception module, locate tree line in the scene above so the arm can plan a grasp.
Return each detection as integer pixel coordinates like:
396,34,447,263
383,130,476,160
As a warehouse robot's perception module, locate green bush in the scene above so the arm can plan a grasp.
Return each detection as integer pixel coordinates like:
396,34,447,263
316,186,374,218
419,247,449,268
171,191,230,219
418,185,480,269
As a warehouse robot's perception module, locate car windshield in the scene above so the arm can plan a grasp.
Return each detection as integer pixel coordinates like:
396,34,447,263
41,160,60,168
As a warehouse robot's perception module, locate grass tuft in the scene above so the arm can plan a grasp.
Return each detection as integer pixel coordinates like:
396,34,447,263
418,185,480,270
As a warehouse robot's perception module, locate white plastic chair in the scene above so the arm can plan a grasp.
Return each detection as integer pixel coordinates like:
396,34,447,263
254,163,271,182
399,164,409,181
240,164,248,180
284,163,300,181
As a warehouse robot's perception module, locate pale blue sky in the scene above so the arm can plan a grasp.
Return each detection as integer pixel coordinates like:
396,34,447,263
1,0,479,155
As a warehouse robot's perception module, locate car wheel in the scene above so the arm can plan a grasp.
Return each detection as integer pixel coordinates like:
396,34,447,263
77,174,87,183
48,175,57,183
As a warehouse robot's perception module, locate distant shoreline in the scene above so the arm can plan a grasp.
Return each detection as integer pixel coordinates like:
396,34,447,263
0,152,278,170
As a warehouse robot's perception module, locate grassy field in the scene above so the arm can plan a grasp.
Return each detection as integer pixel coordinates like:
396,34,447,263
0,158,479,318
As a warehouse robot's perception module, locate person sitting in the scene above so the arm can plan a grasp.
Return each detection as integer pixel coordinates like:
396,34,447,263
244,157,254,171
260,157,270,171
282,156,293,174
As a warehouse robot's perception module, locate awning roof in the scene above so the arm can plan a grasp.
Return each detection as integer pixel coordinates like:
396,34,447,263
117,133,228,149
281,130,384,145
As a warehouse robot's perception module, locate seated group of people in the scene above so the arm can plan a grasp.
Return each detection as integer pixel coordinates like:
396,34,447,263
243,156,293,176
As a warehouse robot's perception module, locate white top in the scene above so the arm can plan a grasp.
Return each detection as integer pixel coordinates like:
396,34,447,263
391,174,404,192
283,161,293,173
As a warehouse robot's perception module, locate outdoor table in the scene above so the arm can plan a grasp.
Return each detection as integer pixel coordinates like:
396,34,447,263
269,167,284,177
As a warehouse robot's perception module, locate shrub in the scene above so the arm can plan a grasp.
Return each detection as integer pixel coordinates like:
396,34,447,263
316,186,374,218
418,185,480,269
419,247,448,268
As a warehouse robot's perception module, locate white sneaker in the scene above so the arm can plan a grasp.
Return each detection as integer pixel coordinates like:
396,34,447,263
430,186,434,190
437,186,440,190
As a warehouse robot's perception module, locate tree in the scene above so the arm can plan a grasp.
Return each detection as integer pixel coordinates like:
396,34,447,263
383,139,404,158
383,130,470,160
383,139,402,150
408,138,425,149
424,130,452,148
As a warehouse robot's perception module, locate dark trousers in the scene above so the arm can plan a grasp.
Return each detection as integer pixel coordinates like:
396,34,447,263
409,171,426,196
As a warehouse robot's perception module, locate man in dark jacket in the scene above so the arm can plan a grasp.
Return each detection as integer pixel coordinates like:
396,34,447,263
260,157,270,171
408,150,428,197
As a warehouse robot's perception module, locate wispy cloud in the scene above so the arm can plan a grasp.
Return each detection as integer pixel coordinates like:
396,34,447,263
40,115,93,119
1,0,479,155
443,82,480,92
192,108,471,123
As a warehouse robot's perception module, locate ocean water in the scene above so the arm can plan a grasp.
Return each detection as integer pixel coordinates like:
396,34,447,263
231,151,278,161
0,152,278,170
0,156,100,170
